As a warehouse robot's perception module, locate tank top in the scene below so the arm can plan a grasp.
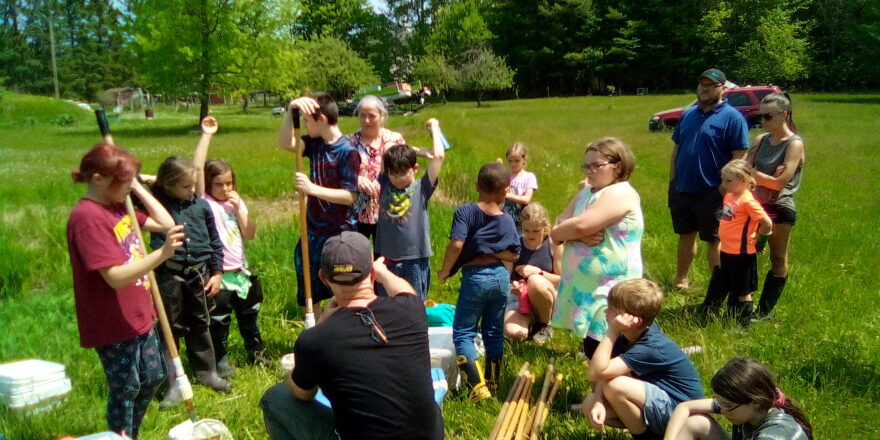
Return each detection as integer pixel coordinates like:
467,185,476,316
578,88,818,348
511,237,553,282
752,134,803,211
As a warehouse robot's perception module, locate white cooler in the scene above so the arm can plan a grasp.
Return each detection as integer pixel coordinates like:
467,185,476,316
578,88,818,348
0,359,72,414
428,326,484,391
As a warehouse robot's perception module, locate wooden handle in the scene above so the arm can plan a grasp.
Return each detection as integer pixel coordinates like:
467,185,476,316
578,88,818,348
293,118,314,326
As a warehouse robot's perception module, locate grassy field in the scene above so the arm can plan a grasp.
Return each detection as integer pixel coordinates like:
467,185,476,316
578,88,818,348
1,90,878,439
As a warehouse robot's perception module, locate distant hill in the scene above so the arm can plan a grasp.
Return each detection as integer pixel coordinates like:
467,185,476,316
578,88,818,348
0,90,93,127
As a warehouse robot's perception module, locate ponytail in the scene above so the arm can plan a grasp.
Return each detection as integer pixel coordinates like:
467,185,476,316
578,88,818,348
762,93,797,134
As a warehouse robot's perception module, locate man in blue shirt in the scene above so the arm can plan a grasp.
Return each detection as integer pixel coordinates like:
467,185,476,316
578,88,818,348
669,69,749,304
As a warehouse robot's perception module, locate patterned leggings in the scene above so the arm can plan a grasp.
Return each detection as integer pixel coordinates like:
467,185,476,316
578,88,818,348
95,327,166,438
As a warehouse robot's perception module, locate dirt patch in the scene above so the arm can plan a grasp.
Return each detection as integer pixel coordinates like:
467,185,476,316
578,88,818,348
249,194,299,225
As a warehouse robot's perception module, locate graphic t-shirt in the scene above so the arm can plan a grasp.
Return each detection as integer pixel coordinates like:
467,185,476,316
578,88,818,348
202,193,247,271
67,199,154,348
302,135,361,236
502,171,538,229
718,189,768,255
376,173,437,260
351,128,406,225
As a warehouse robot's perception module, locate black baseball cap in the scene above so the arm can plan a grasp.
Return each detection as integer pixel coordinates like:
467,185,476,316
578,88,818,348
699,68,727,85
321,231,373,285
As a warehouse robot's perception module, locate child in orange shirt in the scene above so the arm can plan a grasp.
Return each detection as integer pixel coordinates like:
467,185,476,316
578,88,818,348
686,160,772,328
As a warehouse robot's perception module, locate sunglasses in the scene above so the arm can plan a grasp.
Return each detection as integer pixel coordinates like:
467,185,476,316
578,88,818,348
355,308,388,344
761,112,782,121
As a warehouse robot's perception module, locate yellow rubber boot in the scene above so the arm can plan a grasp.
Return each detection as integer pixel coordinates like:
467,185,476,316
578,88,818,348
457,355,491,403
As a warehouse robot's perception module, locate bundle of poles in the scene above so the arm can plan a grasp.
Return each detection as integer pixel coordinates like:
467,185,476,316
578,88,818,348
488,359,564,440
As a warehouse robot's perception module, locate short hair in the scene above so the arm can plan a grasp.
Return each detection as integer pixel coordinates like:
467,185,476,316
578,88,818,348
477,162,511,194
506,142,528,159
586,137,636,183
521,202,551,237
204,158,236,192
310,92,338,125
356,95,388,125
721,159,755,189
382,144,417,175
72,143,140,190
607,279,664,327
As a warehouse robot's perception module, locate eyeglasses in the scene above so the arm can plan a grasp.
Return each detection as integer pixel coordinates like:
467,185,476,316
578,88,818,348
581,162,613,173
699,81,722,88
716,399,743,413
761,112,782,121
355,308,388,344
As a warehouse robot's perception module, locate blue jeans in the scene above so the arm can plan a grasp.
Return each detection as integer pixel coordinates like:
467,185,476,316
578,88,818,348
294,234,333,307
260,383,339,440
377,257,431,301
453,263,509,361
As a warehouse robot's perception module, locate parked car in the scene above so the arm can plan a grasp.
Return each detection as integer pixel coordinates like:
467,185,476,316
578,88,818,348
649,85,783,131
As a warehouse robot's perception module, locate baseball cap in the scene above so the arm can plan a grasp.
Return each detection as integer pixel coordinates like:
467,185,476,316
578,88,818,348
699,68,727,85
321,231,373,285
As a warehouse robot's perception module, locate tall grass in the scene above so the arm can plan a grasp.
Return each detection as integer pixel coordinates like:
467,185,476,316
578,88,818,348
1,92,878,439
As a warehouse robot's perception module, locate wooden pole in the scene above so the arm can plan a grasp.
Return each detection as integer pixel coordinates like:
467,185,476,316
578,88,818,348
493,368,529,440
502,374,533,440
530,373,564,440
489,362,529,440
291,109,315,328
525,359,555,439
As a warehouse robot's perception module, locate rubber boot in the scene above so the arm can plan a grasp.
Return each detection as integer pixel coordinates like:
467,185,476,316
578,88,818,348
239,309,271,368
485,358,502,395
755,271,787,319
732,300,754,330
456,355,491,402
187,325,232,392
210,318,235,378
684,266,724,320
159,342,183,410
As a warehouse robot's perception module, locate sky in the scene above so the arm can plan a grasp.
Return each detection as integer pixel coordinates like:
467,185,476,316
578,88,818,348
368,0,387,13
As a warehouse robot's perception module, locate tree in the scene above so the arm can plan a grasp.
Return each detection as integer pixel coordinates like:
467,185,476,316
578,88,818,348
413,52,458,102
297,36,378,99
734,6,810,86
458,47,514,107
128,0,296,121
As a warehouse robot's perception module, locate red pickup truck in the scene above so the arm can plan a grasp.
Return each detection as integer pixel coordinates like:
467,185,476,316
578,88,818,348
649,85,783,131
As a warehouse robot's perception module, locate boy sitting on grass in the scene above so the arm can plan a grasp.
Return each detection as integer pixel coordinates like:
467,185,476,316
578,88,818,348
580,279,704,439
438,162,520,402
374,118,446,300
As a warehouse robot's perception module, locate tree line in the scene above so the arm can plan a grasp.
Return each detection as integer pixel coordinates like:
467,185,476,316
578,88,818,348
1,0,878,114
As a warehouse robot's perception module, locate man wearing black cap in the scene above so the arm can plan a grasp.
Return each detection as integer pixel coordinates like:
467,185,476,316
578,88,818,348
260,231,444,440
669,69,749,298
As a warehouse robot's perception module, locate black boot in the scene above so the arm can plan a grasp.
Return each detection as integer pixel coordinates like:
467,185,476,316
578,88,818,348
732,300,754,330
210,317,235,378
755,271,787,319
485,358,502,395
239,309,270,368
187,325,232,392
684,266,724,320
456,355,491,402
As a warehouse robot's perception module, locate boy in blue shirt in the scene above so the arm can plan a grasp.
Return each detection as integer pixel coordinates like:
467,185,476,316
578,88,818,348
581,279,704,439
374,118,446,300
278,93,361,312
438,162,520,402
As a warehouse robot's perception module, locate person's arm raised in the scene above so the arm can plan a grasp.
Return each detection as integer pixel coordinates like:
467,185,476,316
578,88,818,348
373,257,414,297
193,116,217,196
426,118,446,185
278,97,320,153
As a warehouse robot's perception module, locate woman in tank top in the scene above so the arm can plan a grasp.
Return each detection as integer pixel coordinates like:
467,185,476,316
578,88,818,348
746,93,805,321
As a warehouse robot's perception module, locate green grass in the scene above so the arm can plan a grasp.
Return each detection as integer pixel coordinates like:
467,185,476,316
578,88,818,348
1,92,879,439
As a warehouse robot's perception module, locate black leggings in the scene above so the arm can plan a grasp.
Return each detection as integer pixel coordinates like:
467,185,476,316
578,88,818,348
583,337,601,360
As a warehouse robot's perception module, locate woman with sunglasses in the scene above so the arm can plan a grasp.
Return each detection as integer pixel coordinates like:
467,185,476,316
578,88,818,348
746,93,805,322
550,137,644,359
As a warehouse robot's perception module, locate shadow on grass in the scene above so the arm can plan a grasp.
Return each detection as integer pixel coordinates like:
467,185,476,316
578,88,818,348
790,352,880,403
64,124,265,139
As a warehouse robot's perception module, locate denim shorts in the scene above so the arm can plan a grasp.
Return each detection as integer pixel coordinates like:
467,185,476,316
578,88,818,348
642,381,678,435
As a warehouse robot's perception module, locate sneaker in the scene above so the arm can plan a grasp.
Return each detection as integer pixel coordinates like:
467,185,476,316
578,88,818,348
531,325,553,345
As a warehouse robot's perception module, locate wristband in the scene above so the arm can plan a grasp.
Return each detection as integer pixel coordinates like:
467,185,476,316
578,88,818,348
756,233,770,251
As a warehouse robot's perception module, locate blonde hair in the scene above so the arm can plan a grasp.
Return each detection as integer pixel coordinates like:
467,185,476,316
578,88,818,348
608,279,664,327
721,159,755,190
521,202,551,237
586,137,635,183
506,142,528,160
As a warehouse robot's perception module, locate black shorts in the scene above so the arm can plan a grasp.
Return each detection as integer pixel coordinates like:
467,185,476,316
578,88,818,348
719,252,758,297
761,203,796,226
668,185,723,242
